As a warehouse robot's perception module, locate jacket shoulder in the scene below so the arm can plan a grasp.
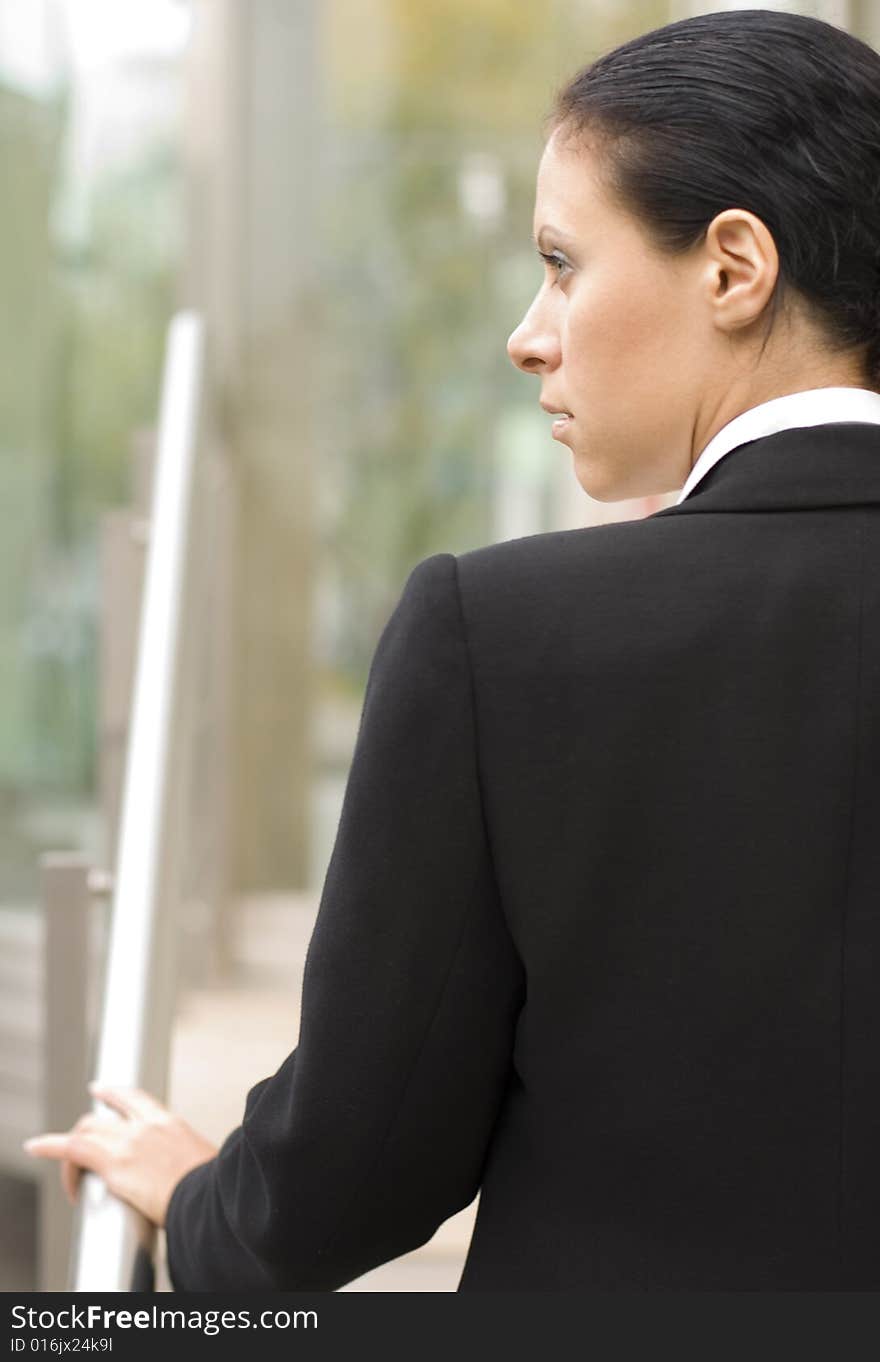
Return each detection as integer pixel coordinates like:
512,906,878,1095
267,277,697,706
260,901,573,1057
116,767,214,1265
454,516,677,596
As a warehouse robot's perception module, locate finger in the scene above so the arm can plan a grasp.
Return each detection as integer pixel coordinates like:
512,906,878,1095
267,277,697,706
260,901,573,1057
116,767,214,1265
23,1130,117,1174
61,1157,82,1207
88,1083,167,1123
27,1113,113,1150
23,1133,73,1160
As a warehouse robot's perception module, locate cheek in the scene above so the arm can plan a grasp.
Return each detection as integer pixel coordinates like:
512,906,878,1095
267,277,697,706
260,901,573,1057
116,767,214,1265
565,270,683,386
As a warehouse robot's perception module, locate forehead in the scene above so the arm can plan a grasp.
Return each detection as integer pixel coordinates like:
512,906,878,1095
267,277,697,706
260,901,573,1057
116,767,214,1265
533,127,609,235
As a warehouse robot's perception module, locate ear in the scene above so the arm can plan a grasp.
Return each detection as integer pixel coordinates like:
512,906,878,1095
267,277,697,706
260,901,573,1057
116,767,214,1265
701,209,779,333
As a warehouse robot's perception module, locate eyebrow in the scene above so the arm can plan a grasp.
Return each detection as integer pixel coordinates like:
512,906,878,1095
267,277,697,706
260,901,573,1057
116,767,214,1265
533,226,577,252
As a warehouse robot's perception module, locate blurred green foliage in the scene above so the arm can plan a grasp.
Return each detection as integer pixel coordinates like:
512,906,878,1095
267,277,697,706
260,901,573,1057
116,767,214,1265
0,66,179,896
317,0,668,683
0,0,669,893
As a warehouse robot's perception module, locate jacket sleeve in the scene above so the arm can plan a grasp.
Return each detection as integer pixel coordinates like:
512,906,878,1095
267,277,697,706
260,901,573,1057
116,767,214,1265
163,551,525,1291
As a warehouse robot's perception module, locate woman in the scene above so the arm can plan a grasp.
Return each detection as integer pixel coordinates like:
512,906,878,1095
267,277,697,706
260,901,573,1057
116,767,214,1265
25,9,880,1289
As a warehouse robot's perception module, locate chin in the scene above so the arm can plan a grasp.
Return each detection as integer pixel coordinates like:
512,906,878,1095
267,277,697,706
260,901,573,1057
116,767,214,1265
573,451,678,504
576,481,618,504
573,462,635,504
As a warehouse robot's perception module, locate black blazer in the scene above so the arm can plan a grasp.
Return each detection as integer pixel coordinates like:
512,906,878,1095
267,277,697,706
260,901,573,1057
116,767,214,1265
165,421,880,1291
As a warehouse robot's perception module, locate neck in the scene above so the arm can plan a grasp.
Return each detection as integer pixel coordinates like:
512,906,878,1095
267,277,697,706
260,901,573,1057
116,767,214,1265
691,353,873,472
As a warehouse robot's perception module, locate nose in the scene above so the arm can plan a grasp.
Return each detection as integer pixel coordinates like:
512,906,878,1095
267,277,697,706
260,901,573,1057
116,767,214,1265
506,292,561,375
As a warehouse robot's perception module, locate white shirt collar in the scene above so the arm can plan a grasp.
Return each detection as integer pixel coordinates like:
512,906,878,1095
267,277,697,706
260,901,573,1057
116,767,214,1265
676,387,880,505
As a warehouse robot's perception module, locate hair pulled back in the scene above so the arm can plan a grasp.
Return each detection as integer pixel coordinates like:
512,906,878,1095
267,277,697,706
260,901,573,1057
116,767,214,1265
549,9,880,388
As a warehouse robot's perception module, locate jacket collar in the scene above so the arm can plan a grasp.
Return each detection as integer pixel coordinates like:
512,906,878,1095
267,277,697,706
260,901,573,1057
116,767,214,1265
650,422,880,517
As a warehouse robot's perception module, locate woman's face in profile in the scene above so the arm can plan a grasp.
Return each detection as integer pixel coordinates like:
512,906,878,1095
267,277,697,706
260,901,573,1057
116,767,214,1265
508,126,710,502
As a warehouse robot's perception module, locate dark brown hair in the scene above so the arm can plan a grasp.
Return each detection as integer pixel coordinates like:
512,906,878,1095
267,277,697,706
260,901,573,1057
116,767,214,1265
549,9,880,387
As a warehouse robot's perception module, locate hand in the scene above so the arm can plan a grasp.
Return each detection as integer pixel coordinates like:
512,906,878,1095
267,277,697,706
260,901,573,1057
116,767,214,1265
22,1082,219,1228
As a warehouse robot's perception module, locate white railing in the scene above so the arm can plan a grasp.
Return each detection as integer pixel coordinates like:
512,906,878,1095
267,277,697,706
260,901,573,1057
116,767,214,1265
68,312,206,1291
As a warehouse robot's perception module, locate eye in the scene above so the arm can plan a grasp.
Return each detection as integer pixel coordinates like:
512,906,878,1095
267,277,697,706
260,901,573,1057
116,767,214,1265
538,250,572,282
